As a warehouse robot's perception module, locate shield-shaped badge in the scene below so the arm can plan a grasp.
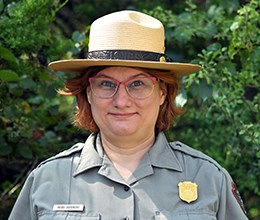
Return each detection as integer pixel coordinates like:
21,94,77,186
178,181,198,203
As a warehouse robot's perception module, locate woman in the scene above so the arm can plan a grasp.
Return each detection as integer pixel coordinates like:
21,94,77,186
9,10,248,220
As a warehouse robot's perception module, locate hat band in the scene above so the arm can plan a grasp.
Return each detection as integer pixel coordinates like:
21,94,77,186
85,50,173,62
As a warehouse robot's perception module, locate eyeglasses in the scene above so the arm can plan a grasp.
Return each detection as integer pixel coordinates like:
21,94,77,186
89,76,157,99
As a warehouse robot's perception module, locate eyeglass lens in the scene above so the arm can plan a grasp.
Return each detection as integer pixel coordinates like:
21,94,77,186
89,76,156,99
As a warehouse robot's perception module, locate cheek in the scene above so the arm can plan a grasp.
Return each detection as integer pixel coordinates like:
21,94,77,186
138,94,162,114
148,88,166,108
88,95,110,116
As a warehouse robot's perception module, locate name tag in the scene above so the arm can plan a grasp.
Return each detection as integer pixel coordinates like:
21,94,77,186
53,204,84,212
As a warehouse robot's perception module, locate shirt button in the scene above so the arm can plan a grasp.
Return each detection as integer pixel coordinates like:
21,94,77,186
124,186,130,191
124,217,130,220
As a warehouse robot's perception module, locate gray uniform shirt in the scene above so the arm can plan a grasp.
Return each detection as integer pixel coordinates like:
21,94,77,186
9,132,248,220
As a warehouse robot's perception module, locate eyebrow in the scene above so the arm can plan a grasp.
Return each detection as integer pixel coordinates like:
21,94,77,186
96,72,149,79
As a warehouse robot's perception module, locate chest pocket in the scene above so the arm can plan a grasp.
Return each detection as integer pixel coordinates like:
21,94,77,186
154,211,216,220
38,212,100,220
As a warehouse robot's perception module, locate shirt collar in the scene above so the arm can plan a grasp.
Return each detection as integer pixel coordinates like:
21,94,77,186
74,133,103,176
147,132,183,172
74,132,183,176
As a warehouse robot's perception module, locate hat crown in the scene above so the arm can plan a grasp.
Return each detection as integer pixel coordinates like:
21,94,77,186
88,10,165,53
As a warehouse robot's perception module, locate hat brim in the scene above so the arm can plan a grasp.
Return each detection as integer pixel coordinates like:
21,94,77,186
49,59,201,78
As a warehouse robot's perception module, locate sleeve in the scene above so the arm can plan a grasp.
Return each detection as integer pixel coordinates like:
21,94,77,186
217,168,249,220
8,171,36,220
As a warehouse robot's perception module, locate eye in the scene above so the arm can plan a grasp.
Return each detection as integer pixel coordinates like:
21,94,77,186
99,79,116,88
129,80,145,87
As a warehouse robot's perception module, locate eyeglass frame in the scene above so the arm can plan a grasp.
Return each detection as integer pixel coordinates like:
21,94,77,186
88,75,157,99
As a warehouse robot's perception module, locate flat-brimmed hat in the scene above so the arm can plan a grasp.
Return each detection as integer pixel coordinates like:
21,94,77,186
49,10,201,77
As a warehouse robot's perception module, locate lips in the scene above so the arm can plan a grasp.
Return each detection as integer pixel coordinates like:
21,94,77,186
108,112,137,119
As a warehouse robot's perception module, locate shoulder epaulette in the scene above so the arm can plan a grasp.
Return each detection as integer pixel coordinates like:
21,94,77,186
37,143,85,168
169,141,223,171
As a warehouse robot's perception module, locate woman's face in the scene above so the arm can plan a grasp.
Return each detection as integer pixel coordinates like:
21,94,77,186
87,67,166,141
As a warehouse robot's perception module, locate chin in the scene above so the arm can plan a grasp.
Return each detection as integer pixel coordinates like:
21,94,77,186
110,127,137,136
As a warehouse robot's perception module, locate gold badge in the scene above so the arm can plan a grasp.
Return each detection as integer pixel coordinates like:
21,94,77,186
178,181,198,203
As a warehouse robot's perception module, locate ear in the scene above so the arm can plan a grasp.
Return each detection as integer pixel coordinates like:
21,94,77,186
159,84,167,106
87,87,92,104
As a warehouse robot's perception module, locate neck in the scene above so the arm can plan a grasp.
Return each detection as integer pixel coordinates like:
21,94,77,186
100,132,155,181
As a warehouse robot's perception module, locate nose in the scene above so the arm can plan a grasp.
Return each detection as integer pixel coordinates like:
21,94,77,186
112,85,132,108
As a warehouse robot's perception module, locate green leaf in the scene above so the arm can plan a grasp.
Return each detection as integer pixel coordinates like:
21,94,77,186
190,79,212,101
230,21,239,31
0,0,4,14
173,26,193,43
0,143,13,156
28,96,44,105
45,131,56,139
44,85,57,99
72,31,85,43
19,78,37,89
219,0,239,14
17,144,33,159
0,69,20,82
207,5,217,18
3,106,21,118
8,83,23,96
21,100,32,114
0,46,17,63
221,61,237,75
39,71,50,81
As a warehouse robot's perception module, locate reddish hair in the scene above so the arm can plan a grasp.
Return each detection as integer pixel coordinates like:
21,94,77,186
58,67,183,133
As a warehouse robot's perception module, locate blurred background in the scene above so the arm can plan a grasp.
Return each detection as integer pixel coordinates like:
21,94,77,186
0,0,259,219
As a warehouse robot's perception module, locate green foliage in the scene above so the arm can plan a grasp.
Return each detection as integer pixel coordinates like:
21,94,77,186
0,0,259,219
0,0,68,53
160,0,259,218
0,0,78,161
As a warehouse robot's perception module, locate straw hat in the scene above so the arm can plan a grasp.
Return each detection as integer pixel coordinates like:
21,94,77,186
49,10,201,77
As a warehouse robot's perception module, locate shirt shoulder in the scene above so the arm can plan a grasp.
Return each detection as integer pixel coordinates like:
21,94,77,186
169,141,248,218
169,141,223,171
36,142,84,168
